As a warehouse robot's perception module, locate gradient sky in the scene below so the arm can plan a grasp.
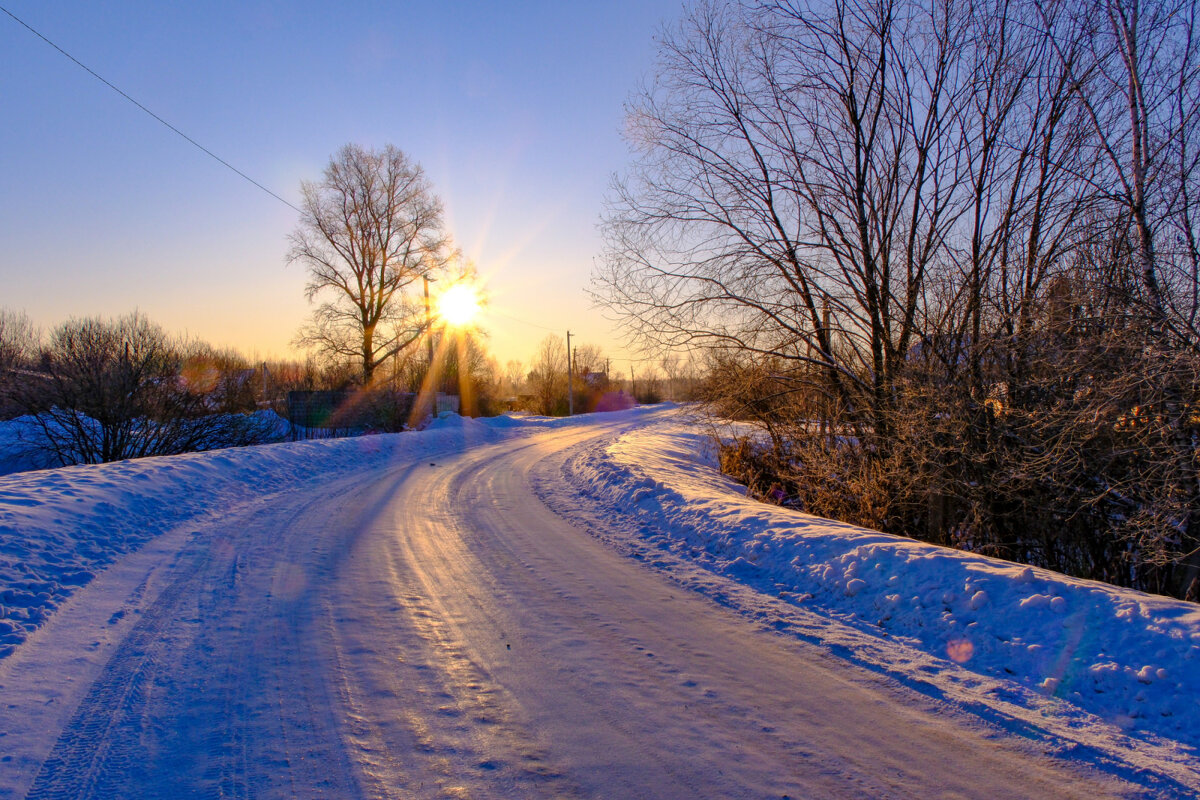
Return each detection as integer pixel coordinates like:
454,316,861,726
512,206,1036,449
0,1,685,370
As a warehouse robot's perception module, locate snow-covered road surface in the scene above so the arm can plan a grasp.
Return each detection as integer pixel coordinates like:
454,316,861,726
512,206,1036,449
0,413,1146,798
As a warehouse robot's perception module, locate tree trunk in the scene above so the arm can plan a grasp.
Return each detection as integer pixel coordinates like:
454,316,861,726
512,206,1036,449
362,324,375,384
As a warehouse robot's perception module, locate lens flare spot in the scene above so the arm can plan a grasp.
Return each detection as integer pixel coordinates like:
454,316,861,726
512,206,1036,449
946,638,974,663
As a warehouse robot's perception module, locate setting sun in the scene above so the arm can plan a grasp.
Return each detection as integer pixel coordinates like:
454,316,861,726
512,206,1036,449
437,283,482,327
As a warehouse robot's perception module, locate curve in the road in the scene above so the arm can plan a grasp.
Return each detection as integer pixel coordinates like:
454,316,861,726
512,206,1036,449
9,417,1141,798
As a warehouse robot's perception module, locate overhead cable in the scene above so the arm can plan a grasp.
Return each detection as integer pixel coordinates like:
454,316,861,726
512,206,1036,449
0,4,300,213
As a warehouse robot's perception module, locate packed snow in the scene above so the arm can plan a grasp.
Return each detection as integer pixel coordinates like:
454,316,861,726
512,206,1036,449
0,404,1197,791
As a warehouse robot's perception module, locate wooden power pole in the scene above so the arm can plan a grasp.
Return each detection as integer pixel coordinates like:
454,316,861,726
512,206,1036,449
566,330,574,416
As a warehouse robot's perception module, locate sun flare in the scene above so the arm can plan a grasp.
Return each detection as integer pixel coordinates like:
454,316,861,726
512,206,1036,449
437,283,482,327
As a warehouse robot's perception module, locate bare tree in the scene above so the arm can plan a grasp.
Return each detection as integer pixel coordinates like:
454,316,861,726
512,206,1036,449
1032,0,1199,337
503,359,526,396
290,144,450,384
659,355,682,400
425,329,500,417
0,309,36,375
1051,0,1200,592
0,309,38,420
599,0,985,442
572,343,605,376
527,334,567,415
11,314,275,466
179,343,262,413
600,0,1200,598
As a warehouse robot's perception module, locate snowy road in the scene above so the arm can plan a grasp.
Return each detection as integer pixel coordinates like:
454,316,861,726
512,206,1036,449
0,416,1140,797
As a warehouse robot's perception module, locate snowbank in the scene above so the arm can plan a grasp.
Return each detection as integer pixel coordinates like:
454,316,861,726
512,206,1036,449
564,416,1200,750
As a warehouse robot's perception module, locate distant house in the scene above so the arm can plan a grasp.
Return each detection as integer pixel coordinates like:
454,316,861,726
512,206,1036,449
582,370,608,389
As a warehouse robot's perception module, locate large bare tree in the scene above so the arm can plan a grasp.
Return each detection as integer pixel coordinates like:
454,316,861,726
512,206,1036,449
290,144,450,383
599,0,1200,598
1060,0,1200,592
599,0,989,441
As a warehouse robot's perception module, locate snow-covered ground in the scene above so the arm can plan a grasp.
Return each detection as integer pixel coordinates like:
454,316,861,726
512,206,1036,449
556,414,1200,740
1,404,1197,795
0,417,68,476
0,410,292,477
0,410,556,659
548,411,1200,782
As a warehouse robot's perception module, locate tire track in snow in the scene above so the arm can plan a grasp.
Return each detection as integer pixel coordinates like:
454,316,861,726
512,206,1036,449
24,545,213,799
324,444,589,799
22,468,382,799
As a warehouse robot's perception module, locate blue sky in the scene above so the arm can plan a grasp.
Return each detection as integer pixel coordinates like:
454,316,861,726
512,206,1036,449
0,1,684,367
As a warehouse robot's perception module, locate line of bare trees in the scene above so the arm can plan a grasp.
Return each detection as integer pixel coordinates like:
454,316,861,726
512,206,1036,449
515,334,703,415
0,310,280,467
598,0,1200,598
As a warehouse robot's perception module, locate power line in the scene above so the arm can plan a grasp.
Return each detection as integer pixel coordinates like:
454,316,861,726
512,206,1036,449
0,4,300,213
489,308,564,333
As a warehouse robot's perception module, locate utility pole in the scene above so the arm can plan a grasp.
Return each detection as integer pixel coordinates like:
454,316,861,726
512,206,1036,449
566,330,574,416
422,272,437,421
423,274,436,368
